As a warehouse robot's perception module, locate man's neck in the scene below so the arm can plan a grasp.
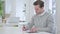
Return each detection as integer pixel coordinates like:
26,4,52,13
36,11,44,15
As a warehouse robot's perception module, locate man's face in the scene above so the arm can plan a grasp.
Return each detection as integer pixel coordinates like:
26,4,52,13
34,5,43,14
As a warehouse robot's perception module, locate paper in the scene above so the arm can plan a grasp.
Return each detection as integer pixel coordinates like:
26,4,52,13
25,30,38,33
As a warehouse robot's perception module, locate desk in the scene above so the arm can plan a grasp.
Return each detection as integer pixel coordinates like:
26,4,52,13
2,27,51,34
0,23,51,34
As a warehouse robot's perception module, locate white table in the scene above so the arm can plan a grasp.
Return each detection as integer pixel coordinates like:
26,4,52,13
0,23,51,34
2,27,51,34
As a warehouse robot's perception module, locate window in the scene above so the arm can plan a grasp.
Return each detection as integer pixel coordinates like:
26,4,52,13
49,0,56,15
16,0,26,22
52,0,56,15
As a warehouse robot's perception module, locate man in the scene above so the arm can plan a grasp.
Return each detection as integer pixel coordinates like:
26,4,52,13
22,0,55,34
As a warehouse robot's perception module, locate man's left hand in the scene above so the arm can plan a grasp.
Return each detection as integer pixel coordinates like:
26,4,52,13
30,27,38,32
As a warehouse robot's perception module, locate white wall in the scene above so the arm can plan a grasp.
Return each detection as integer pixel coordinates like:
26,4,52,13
5,0,12,14
56,0,60,34
16,0,26,21
5,0,16,17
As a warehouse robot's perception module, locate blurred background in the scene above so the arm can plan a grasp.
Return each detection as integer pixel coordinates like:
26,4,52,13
0,0,57,34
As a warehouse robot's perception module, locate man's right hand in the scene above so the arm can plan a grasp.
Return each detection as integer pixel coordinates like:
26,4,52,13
22,25,27,31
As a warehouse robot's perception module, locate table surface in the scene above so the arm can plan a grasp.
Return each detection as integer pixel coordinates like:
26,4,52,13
0,24,51,34
0,23,51,34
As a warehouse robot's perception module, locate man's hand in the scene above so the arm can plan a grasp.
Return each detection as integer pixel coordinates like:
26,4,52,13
22,25,28,31
30,27,38,32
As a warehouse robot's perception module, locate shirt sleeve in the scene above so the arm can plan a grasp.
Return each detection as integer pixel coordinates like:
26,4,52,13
38,14,54,33
26,17,34,30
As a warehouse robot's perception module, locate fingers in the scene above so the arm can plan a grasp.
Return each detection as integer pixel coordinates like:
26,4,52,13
30,27,37,32
22,26,28,31
22,26,26,31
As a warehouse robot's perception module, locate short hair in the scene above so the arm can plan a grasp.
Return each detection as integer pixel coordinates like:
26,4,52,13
33,0,44,8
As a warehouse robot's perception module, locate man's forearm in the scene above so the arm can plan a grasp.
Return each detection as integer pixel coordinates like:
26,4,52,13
38,27,52,33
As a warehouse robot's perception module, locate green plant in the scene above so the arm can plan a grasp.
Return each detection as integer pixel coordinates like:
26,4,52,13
0,0,3,16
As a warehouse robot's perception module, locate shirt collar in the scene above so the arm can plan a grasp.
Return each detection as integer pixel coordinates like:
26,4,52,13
37,11,46,16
